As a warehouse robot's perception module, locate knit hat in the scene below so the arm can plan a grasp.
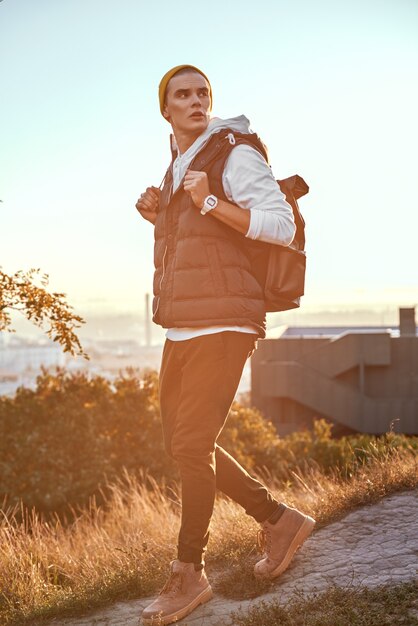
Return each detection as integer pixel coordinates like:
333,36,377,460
158,64,212,117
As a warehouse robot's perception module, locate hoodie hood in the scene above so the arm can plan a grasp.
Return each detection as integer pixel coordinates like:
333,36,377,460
171,115,253,193
171,115,252,156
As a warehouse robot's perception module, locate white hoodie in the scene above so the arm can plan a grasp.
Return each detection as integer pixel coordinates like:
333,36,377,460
166,115,296,341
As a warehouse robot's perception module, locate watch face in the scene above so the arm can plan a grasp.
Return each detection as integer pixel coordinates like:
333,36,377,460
207,196,217,208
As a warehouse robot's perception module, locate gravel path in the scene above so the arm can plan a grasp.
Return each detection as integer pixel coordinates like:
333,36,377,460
47,490,418,626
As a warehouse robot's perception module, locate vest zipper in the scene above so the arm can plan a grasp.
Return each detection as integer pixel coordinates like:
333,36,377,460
154,244,168,318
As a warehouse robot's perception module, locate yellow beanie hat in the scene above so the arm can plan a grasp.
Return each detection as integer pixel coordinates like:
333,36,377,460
158,64,212,118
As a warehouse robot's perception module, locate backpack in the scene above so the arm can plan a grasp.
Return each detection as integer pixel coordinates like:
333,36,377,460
265,174,309,311
201,130,309,313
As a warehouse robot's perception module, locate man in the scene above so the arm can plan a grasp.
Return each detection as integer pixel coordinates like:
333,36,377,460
136,64,315,626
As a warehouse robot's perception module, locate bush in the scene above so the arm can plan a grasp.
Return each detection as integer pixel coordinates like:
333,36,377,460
0,368,416,518
0,368,173,516
272,419,417,479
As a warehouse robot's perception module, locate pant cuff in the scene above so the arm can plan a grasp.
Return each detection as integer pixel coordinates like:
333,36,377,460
178,546,205,567
248,499,282,524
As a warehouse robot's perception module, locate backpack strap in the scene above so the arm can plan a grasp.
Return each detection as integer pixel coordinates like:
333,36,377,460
189,129,268,200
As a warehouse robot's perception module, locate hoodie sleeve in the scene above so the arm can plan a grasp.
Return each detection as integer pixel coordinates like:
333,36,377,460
222,144,296,246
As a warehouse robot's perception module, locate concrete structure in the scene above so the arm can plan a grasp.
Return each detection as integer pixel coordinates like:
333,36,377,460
251,308,418,435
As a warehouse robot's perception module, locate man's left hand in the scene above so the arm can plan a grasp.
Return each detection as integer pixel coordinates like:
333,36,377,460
183,170,210,210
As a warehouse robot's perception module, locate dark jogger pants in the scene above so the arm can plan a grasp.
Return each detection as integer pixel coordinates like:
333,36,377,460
159,331,279,565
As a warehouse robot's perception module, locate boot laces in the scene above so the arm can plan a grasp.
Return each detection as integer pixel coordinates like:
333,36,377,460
160,571,183,597
257,525,272,554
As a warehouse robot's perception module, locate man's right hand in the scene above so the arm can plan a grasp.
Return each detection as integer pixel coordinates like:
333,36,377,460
135,186,160,225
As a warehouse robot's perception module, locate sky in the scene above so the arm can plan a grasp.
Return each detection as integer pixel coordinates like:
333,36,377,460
1,0,417,325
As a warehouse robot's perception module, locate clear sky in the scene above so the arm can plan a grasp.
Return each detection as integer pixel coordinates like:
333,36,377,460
1,0,417,320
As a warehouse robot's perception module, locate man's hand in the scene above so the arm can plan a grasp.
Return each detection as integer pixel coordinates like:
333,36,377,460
135,186,160,225
183,170,210,210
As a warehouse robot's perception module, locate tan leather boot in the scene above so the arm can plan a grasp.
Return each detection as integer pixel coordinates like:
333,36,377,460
254,505,315,579
141,559,213,625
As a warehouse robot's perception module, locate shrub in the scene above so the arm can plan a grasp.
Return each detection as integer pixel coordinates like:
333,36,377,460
0,368,416,519
272,419,417,480
0,368,174,516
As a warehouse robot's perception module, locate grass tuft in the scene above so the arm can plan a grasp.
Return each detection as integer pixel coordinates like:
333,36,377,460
229,582,418,626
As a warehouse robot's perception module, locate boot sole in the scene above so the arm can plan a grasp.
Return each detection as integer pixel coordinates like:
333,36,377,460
255,516,316,580
141,585,214,625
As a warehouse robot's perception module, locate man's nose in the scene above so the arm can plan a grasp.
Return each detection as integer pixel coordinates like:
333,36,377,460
191,93,201,106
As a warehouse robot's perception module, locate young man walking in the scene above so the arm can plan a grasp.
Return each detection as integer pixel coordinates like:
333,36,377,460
135,64,315,625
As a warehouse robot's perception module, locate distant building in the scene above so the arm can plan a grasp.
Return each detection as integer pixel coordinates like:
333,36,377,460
251,307,418,435
0,333,164,397
0,335,65,395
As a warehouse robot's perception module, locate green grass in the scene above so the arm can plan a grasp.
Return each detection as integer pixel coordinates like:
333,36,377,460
229,582,418,626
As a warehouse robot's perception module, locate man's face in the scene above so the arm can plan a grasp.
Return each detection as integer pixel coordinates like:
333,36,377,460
163,71,211,137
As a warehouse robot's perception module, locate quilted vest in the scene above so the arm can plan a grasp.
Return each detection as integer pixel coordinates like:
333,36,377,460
152,129,269,338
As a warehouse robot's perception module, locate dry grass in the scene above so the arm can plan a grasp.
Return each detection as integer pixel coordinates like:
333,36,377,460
210,446,418,598
229,582,418,626
0,448,416,625
0,473,178,624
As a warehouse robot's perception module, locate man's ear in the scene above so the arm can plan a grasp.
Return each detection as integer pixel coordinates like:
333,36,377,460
163,105,170,121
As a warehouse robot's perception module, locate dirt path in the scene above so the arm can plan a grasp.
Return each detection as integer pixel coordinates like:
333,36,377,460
48,490,418,626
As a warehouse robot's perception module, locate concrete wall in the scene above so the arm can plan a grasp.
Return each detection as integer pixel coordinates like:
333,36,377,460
251,332,418,435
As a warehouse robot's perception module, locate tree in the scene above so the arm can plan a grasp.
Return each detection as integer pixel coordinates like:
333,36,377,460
0,267,88,358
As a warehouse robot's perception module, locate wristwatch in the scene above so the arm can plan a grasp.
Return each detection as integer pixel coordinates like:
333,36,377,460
201,194,218,215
